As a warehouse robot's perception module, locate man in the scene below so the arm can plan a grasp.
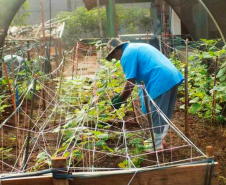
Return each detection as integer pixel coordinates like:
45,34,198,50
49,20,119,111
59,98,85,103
106,38,184,150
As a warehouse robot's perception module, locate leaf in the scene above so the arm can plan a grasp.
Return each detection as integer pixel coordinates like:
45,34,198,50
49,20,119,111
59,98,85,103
97,134,109,140
95,140,106,147
217,68,226,78
118,162,126,168
189,97,199,104
189,103,201,114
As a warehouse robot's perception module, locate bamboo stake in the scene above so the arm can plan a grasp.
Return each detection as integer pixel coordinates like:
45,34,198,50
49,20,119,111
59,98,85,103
141,81,156,152
23,74,38,171
212,56,218,126
184,39,189,137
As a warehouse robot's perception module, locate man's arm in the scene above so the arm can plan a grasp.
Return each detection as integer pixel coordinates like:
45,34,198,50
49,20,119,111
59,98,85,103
119,78,136,101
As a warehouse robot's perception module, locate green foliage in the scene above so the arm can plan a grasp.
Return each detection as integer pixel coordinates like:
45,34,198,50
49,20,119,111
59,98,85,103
56,5,152,45
171,39,226,125
11,0,30,26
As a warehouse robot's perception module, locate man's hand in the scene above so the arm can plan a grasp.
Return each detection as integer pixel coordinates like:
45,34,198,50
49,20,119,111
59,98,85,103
120,79,136,100
111,94,123,109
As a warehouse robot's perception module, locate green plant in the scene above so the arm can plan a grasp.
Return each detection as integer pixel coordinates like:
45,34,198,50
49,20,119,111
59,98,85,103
171,39,226,125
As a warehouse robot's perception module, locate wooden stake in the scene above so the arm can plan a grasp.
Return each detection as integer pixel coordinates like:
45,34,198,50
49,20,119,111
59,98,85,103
184,39,189,137
206,146,214,158
212,56,218,126
141,81,156,151
52,157,69,185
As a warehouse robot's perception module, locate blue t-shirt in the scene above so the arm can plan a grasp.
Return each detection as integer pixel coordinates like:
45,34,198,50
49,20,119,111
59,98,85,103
120,43,184,113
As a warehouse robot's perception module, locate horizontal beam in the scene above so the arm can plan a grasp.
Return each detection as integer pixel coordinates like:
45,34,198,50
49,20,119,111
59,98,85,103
1,162,219,185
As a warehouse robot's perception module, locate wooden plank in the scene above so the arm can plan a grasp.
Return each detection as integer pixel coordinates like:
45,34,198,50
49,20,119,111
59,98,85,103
2,175,53,185
70,163,219,185
1,162,219,185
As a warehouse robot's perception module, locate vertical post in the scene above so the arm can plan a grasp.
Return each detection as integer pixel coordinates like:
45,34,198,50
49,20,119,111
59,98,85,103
27,40,30,61
141,82,156,152
184,39,189,137
212,56,218,126
106,0,118,38
52,157,69,185
23,74,38,171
